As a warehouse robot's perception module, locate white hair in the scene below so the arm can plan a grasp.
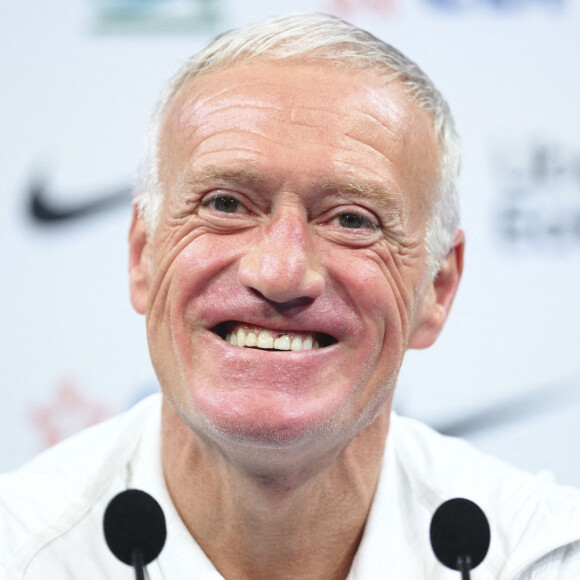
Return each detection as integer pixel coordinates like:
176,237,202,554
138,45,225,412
136,12,460,278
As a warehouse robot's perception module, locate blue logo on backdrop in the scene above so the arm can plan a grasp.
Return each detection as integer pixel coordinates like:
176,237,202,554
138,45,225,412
493,142,580,251
424,0,564,10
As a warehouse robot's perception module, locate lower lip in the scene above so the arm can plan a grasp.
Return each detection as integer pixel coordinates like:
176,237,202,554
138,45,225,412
192,331,344,398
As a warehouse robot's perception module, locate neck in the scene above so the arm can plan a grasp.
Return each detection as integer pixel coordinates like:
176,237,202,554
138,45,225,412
161,400,392,580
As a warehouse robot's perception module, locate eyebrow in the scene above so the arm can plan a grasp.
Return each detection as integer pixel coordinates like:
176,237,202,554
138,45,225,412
321,179,405,212
182,166,266,192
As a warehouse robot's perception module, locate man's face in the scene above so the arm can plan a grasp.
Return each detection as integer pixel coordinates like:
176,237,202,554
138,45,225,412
130,61,452,454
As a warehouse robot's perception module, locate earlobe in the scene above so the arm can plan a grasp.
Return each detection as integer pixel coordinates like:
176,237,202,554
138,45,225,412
408,228,465,350
128,205,152,315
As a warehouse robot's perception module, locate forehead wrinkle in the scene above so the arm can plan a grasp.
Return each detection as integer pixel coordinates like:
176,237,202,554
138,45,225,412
181,80,325,119
287,103,342,123
193,102,343,134
183,104,286,135
176,81,281,114
343,132,398,168
171,96,285,138
194,126,333,155
177,79,348,130
192,120,349,158
353,107,405,143
198,102,284,116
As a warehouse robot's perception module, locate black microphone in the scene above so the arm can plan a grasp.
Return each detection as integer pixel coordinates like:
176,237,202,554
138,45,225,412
103,489,167,580
429,498,490,580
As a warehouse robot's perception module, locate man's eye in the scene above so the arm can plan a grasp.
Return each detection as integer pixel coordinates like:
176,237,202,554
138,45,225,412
211,196,240,213
338,212,377,229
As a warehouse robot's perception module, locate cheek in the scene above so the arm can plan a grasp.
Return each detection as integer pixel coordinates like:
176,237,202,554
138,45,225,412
145,232,233,345
173,234,252,308
333,247,406,323
159,231,240,299
145,234,241,393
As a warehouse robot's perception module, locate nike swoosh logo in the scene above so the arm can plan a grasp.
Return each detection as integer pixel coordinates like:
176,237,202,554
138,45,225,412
28,179,131,224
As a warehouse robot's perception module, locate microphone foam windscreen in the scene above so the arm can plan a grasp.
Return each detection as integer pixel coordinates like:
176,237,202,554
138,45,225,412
103,489,167,565
430,497,490,571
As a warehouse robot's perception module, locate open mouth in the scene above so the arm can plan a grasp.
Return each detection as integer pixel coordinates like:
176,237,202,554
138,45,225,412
212,322,337,351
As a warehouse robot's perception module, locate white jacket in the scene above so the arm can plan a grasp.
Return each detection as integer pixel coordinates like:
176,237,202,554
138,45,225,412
1,394,579,579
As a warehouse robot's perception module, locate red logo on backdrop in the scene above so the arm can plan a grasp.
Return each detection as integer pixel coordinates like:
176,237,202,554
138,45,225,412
29,379,113,449
327,0,396,17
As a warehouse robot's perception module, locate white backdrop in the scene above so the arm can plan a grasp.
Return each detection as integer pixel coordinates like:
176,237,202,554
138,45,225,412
2,0,579,485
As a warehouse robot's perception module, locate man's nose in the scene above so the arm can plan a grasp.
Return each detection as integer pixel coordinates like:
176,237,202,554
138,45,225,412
237,208,325,306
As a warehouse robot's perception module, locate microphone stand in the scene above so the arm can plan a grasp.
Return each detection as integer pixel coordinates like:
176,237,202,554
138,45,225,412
457,555,472,580
131,548,145,580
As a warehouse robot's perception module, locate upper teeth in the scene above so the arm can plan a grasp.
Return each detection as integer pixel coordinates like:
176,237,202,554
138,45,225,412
225,326,320,351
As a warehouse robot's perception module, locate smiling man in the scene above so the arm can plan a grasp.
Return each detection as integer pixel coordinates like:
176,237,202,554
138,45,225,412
2,13,580,580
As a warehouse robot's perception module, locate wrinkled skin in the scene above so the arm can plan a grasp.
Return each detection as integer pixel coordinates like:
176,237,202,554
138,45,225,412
129,61,463,470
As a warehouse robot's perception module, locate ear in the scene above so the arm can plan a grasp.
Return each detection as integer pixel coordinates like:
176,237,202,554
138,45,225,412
128,205,152,315
408,228,465,350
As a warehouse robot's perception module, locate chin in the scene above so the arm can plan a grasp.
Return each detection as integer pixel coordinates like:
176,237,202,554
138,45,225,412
181,381,390,456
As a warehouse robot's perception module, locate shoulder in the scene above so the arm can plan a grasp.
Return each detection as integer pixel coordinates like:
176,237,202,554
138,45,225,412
390,413,580,577
0,394,162,577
